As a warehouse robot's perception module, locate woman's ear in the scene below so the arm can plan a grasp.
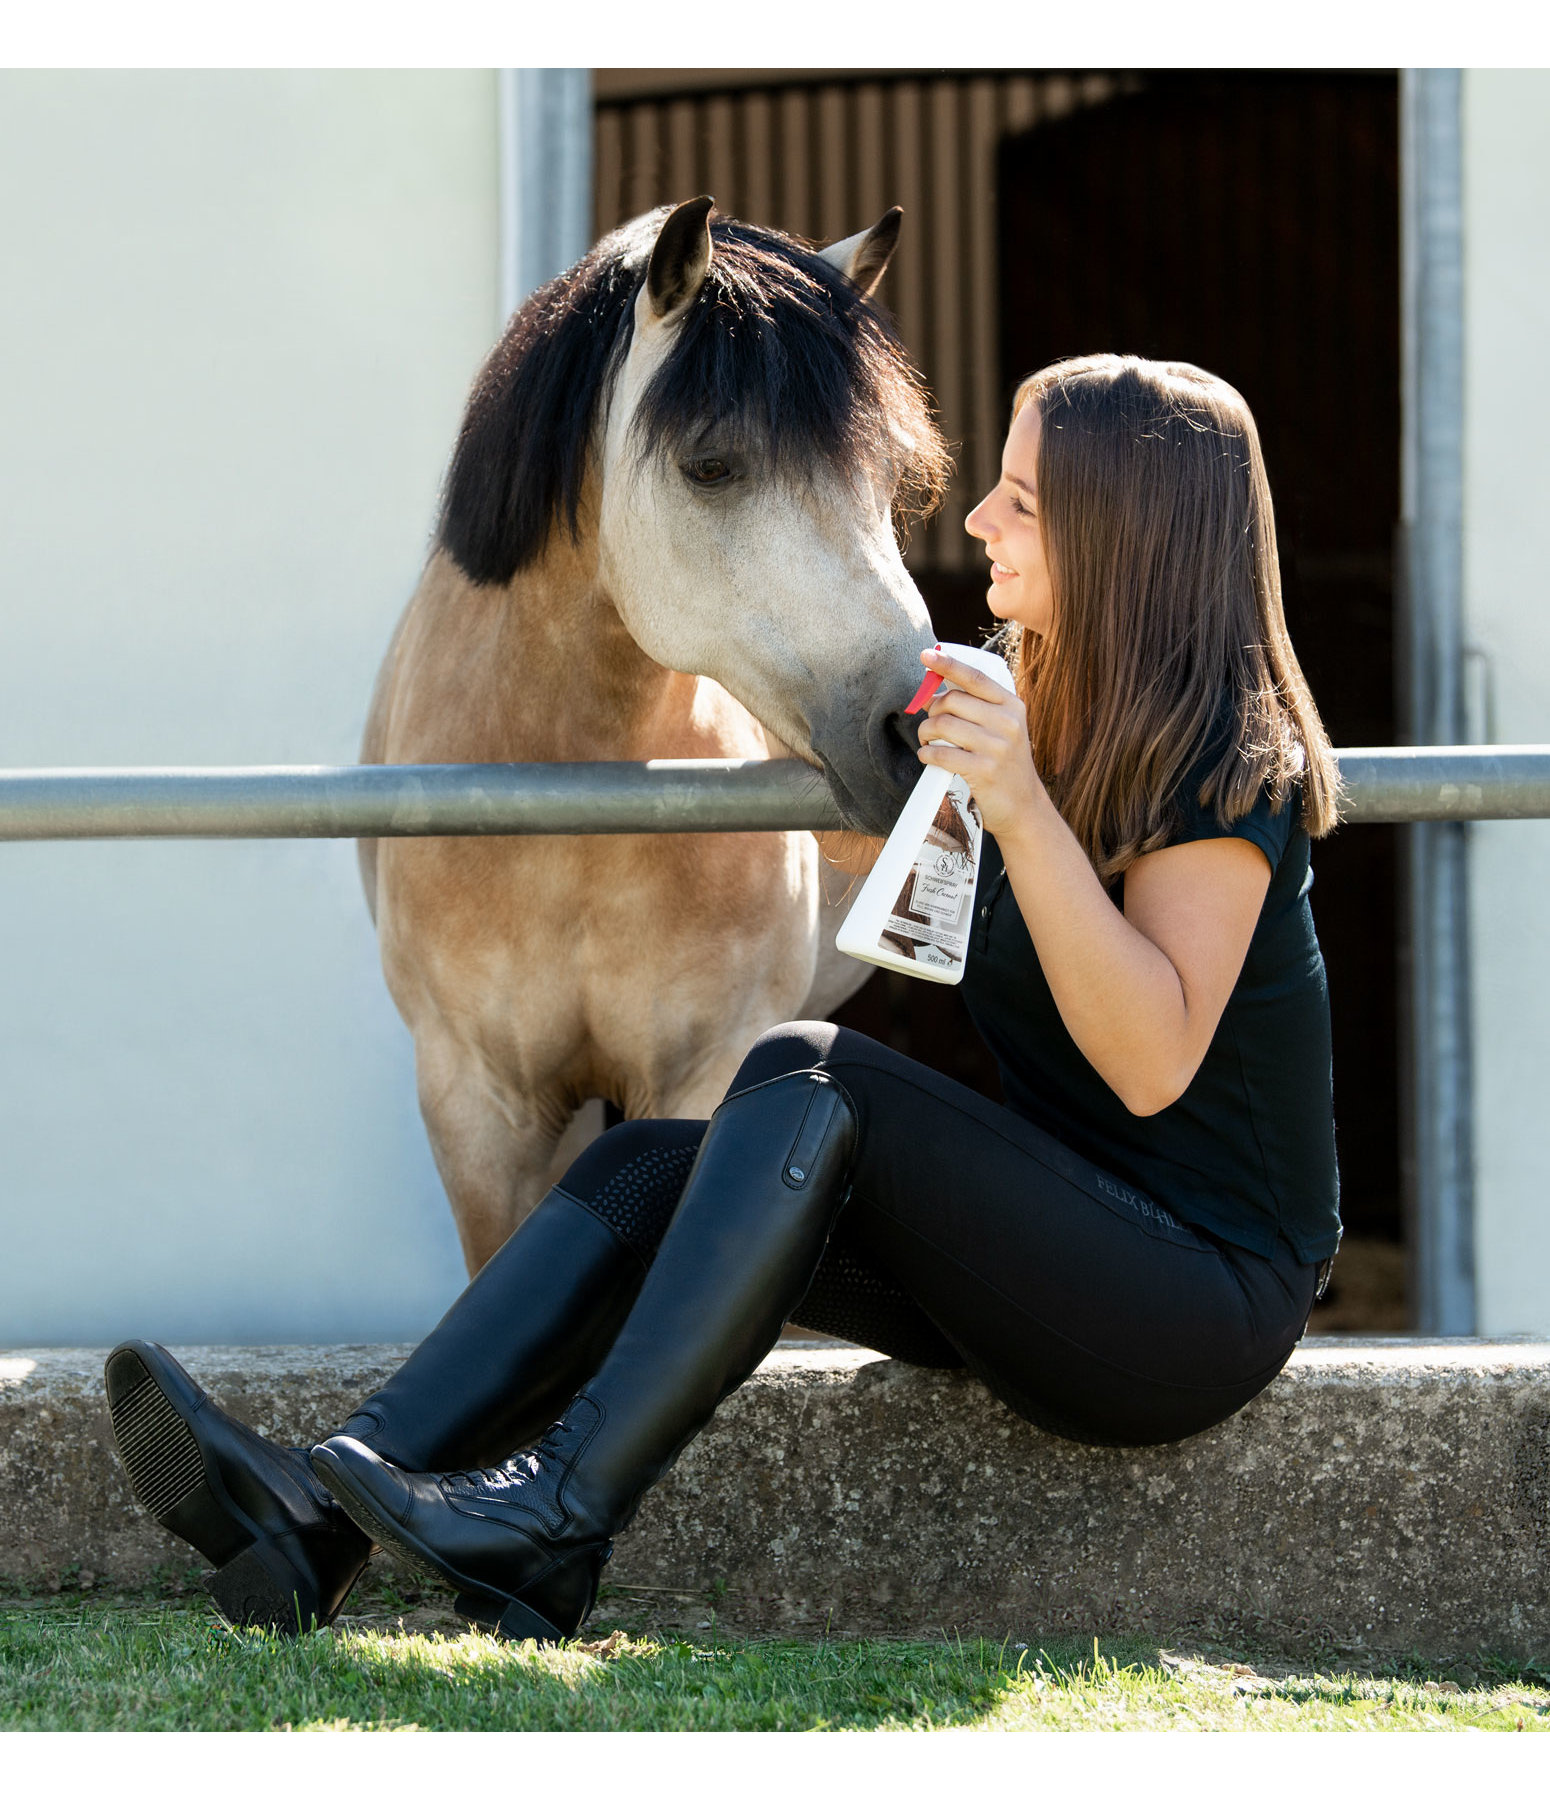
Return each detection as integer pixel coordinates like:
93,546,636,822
819,207,903,300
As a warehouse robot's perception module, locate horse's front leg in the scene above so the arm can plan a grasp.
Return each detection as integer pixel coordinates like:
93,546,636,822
413,1028,570,1275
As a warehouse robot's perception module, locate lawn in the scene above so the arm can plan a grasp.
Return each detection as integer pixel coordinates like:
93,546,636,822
2,1589,1547,1732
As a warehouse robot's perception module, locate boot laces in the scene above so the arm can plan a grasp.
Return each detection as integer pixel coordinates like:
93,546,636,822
442,1413,578,1500
443,1449,539,1499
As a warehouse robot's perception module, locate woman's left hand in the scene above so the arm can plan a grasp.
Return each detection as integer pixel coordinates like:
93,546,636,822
914,647,1045,839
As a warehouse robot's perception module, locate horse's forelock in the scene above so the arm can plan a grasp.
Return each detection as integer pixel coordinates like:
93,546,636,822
438,212,950,588
437,219,651,587
631,220,949,523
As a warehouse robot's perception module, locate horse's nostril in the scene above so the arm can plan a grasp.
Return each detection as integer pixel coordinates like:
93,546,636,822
882,707,923,762
873,707,924,804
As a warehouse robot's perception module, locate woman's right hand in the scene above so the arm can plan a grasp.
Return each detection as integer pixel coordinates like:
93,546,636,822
912,647,1046,842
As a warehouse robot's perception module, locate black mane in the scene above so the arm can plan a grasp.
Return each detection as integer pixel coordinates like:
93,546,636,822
438,210,949,586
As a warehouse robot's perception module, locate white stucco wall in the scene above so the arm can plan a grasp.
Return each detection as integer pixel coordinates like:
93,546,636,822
1462,70,1550,1332
0,72,500,1344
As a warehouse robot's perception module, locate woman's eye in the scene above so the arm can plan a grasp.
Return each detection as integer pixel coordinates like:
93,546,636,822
685,457,733,486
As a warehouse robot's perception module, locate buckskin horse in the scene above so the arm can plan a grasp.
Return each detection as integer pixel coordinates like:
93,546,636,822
360,197,949,1272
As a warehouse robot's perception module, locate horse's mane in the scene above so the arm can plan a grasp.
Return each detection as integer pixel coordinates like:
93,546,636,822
439,209,951,586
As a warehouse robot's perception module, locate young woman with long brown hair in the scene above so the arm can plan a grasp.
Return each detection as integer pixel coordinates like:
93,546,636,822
106,352,1341,1644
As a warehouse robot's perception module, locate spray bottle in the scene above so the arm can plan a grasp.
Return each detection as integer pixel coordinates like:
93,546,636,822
834,642,1017,985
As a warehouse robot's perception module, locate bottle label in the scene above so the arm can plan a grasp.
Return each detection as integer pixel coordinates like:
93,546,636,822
878,776,983,974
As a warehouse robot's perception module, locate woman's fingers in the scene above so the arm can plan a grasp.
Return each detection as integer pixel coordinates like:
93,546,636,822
920,646,1013,704
917,715,1003,756
925,689,1022,735
914,648,1041,837
922,693,1027,762
916,737,979,776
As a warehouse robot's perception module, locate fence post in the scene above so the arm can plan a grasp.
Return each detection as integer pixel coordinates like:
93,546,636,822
498,68,593,328
1401,69,1474,1334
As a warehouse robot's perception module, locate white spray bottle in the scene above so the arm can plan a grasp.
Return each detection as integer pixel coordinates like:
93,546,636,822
834,641,1017,986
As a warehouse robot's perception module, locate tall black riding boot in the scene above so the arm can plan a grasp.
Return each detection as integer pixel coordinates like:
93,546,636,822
106,1340,374,1635
107,1186,650,1633
338,1186,654,1470
312,1070,856,1644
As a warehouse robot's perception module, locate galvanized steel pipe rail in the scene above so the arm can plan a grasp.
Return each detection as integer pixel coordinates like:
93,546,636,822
0,748,1547,840
0,760,844,840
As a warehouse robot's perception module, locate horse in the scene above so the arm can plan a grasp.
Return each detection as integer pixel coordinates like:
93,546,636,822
360,196,951,1274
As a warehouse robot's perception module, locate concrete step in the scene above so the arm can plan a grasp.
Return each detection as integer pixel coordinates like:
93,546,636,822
2,1340,1546,1658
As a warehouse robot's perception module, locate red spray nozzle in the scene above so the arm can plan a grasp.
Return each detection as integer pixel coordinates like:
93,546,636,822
904,649,945,715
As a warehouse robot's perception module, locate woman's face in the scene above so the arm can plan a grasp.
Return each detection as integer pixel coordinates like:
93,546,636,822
965,401,1055,637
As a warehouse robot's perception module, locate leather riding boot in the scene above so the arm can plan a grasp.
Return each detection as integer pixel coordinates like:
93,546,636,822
339,1186,651,1470
312,1070,856,1644
107,1186,650,1632
106,1340,373,1635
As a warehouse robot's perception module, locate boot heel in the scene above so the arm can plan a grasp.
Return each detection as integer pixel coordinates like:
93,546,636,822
204,1540,319,1636
496,1596,566,1644
453,1589,564,1645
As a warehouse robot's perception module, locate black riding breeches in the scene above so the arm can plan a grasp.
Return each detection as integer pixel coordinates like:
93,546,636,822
553,1022,1320,1447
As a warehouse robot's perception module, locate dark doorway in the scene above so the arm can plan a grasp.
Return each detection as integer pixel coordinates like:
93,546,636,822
836,71,1406,1322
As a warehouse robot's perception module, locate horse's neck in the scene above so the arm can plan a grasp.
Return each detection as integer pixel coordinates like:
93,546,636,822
381,540,690,765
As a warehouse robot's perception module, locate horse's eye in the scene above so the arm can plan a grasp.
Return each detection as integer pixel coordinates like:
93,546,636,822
684,457,733,486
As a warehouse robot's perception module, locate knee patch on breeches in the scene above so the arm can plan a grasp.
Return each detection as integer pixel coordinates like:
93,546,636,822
558,1121,705,1263
555,1103,964,1371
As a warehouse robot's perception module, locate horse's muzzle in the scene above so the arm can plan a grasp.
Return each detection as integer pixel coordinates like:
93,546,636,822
816,701,926,838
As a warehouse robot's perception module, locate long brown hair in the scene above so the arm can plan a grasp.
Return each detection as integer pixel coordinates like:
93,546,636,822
1003,353,1339,882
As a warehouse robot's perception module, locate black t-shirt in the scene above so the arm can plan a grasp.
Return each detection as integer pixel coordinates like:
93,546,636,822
960,760,1341,1265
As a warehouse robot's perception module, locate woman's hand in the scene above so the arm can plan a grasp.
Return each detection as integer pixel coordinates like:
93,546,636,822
913,646,1044,839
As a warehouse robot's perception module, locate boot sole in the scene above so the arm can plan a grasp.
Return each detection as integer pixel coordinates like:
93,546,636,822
106,1342,359,1635
309,1445,567,1646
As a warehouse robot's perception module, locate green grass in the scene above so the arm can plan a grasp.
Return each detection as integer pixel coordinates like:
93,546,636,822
2,1594,1548,1732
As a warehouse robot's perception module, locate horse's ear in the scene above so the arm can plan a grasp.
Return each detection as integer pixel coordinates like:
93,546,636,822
645,195,715,320
819,207,903,300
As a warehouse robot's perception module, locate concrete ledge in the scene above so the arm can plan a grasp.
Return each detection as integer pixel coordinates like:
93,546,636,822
3,1341,1547,1657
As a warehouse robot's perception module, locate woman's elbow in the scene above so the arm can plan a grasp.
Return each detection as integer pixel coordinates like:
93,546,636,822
1110,1061,1197,1118
1116,1084,1175,1119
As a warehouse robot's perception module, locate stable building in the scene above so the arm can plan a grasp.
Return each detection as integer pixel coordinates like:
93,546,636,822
0,69,1541,1342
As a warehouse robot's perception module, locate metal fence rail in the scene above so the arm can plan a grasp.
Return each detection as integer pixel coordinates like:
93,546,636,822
0,760,842,840
0,748,1546,841
1335,748,1550,822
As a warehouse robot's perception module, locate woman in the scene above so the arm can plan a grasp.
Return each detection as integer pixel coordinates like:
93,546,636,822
106,353,1341,1644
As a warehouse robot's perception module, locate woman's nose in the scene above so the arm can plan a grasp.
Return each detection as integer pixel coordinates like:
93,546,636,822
965,497,993,541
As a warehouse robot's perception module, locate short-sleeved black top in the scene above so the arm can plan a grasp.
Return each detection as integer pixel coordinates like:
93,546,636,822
960,756,1341,1265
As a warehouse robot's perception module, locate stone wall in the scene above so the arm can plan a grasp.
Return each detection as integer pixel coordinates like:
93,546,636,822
3,1341,1546,1658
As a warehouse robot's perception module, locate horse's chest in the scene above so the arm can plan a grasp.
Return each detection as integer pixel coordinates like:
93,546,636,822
381,831,814,970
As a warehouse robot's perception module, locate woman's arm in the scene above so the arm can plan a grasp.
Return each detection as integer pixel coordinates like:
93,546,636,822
914,648,1270,1116
999,807,1268,1115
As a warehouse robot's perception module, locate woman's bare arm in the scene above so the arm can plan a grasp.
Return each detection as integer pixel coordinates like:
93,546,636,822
996,807,1268,1114
915,647,1269,1115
